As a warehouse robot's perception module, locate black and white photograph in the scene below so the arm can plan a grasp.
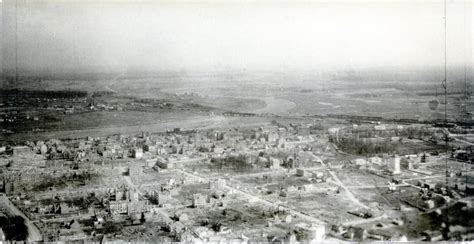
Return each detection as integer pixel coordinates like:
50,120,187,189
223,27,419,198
0,0,473,242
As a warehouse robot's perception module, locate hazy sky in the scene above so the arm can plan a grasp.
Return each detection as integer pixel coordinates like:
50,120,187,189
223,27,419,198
1,0,472,74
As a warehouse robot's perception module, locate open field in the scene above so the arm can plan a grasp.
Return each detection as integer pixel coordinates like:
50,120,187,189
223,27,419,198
3,71,472,144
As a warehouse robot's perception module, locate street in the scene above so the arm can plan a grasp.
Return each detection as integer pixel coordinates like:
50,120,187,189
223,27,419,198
0,194,43,242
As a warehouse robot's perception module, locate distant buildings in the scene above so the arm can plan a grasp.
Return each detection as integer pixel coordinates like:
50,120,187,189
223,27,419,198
155,155,206,169
354,158,367,166
109,186,149,215
374,125,386,131
12,146,30,155
369,156,383,165
295,223,326,242
328,128,340,134
344,226,368,241
129,165,143,177
155,156,176,169
132,148,143,159
268,157,281,169
209,179,226,190
0,120,461,242
265,132,279,143
192,193,207,208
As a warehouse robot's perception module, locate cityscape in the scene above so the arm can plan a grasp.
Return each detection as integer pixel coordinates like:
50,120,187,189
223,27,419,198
1,0,473,242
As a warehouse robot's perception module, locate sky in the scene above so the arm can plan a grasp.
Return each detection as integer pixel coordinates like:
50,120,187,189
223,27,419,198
1,0,472,74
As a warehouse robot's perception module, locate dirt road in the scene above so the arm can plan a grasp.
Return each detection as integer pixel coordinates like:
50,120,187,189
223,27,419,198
176,168,327,226
307,151,369,210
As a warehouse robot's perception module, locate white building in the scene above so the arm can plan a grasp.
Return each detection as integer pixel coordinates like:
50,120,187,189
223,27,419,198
209,179,226,190
155,157,175,169
268,157,281,169
369,156,383,165
389,156,401,174
133,148,143,159
295,223,325,242
374,125,386,131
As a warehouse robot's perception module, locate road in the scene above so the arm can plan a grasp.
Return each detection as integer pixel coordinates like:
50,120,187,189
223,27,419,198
103,72,124,93
285,139,316,145
231,169,288,179
306,151,369,210
342,214,388,226
302,166,326,171
326,170,370,210
175,168,326,226
0,194,42,242
346,184,411,189
402,175,444,181
453,137,474,146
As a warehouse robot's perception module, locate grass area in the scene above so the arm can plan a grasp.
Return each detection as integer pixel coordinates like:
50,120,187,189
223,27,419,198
31,171,100,192
329,135,398,156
